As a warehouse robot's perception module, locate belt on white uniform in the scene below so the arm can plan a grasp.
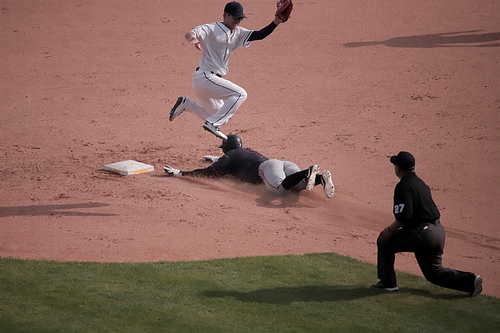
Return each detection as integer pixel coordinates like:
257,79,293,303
196,67,221,77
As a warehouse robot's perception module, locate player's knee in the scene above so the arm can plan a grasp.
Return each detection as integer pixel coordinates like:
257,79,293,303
239,89,247,102
422,270,441,285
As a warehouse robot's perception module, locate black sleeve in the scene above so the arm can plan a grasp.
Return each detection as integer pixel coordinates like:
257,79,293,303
248,22,278,41
393,183,413,224
181,165,220,178
181,155,232,178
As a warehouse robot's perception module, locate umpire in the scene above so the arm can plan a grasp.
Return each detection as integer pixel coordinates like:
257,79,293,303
372,151,482,296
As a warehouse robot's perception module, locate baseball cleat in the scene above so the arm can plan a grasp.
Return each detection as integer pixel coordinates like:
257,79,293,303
471,274,482,297
371,281,399,292
169,96,186,122
203,121,228,140
321,170,335,198
305,165,320,191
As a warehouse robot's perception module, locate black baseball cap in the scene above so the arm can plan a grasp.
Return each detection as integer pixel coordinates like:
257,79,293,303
390,151,415,171
224,1,246,18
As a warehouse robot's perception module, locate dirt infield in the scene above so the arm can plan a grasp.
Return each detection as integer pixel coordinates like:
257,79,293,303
1,1,499,297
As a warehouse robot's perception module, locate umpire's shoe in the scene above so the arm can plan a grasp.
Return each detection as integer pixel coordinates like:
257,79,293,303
371,281,399,292
305,165,320,191
203,121,228,140
321,170,335,198
169,96,186,122
471,275,483,297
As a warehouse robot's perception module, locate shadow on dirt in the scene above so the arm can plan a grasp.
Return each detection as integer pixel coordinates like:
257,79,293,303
0,203,117,217
343,30,500,48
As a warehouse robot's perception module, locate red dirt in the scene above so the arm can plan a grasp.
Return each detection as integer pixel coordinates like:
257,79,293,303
1,1,499,297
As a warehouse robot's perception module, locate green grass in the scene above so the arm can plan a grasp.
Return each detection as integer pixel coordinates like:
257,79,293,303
0,253,498,332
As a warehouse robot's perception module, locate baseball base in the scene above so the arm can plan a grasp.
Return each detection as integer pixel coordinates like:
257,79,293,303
104,160,154,176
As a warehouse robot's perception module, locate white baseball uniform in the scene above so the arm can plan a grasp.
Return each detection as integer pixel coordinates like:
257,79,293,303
182,22,253,127
259,159,308,196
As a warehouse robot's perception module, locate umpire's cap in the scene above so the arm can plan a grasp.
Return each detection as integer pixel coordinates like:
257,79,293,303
390,151,415,171
219,134,242,150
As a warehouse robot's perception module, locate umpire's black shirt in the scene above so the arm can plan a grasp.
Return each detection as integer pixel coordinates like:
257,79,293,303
393,173,440,230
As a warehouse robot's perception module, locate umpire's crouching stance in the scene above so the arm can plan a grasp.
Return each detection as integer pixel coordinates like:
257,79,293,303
372,151,482,296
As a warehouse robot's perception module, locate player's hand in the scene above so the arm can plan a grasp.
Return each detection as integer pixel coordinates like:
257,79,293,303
274,16,284,25
379,227,394,242
185,32,201,50
164,165,182,176
203,155,220,162
190,38,201,50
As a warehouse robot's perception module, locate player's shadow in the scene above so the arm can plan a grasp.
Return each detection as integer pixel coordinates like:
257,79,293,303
203,285,378,303
203,285,469,304
398,288,471,300
343,30,500,48
0,203,117,218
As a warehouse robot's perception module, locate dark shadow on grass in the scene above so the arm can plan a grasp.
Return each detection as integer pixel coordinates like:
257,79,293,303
203,286,380,304
203,285,472,303
343,30,500,48
398,288,472,300
0,203,117,217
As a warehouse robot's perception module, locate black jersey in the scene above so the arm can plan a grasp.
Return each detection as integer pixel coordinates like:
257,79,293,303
393,173,440,229
211,147,268,183
185,147,268,184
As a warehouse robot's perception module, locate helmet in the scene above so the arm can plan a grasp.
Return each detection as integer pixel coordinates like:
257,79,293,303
218,134,242,150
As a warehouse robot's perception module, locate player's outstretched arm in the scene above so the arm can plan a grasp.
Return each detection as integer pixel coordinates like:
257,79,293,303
248,20,281,41
164,163,221,178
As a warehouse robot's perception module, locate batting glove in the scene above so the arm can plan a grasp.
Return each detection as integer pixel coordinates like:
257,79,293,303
163,165,182,176
203,155,219,162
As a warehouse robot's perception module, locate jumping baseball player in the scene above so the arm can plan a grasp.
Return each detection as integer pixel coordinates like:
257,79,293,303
169,1,286,140
163,134,335,198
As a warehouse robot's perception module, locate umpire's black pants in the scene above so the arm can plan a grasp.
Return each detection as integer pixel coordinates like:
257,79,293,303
377,220,476,293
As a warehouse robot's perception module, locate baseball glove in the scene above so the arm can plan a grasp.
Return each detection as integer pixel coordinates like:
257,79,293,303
275,0,293,22
163,165,182,176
